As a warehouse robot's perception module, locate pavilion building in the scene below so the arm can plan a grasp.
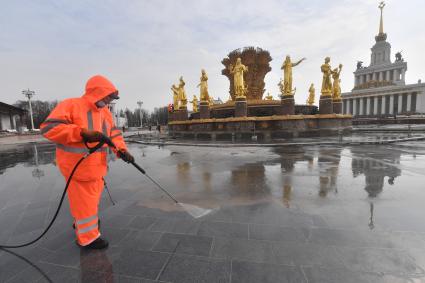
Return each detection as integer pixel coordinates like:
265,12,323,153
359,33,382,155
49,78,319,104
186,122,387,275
0,102,26,131
342,3,425,117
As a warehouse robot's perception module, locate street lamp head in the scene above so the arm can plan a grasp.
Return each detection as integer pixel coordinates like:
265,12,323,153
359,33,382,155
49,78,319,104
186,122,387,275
22,89,35,99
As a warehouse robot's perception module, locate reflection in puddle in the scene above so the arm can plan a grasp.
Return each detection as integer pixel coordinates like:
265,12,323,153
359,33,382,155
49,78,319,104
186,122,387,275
1,143,425,231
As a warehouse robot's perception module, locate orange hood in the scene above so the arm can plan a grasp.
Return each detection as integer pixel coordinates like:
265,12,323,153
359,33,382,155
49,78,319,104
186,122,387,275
82,75,118,107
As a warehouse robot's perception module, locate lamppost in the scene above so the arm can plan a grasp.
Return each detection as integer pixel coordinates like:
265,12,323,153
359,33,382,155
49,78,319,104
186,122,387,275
137,100,143,128
32,144,44,179
22,89,35,131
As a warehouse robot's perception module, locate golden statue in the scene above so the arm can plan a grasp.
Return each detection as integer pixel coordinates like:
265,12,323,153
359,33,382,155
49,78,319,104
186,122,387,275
332,64,343,100
178,76,187,108
209,96,214,107
190,95,199,112
197,69,209,102
281,55,306,95
306,83,315,105
283,184,292,208
229,58,248,98
264,92,273,100
171,84,180,110
321,57,333,95
278,79,284,96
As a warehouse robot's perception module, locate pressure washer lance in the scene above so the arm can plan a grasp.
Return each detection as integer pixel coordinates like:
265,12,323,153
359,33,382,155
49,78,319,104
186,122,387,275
100,140,206,216
117,146,213,219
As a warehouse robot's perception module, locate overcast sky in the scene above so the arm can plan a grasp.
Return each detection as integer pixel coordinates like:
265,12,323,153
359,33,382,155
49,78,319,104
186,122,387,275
1,0,424,112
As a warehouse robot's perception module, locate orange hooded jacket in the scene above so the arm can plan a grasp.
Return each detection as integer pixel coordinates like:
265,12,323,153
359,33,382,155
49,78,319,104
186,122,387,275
40,75,127,181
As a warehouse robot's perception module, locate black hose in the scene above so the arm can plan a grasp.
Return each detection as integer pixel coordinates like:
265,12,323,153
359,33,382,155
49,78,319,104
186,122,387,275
0,247,53,282
0,139,107,249
0,154,87,249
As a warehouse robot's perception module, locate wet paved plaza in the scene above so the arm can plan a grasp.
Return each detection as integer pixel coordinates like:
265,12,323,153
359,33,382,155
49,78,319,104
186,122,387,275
1,140,425,282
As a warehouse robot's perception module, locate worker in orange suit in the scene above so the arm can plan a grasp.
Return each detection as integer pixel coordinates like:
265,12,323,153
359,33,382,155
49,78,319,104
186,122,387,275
40,75,134,250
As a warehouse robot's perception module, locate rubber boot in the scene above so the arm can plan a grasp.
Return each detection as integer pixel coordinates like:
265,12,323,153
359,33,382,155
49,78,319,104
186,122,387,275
81,237,109,250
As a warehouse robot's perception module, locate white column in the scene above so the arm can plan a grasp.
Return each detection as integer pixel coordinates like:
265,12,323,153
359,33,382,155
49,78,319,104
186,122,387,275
398,95,402,113
389,95,394,114
386,70,391,82
347,99,351,114
416,93,422,113
402,70,406,82
353,99,357,116
407,93,412,111
381,96,386,114
359,98,364,115
365,97,370,115
372,73,376,81
373,96,378,115
394,69,399,81
378,72,383,81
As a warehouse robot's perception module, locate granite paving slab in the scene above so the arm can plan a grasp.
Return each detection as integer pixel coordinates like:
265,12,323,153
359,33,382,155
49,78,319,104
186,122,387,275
152,233,213,257
231,260,307,283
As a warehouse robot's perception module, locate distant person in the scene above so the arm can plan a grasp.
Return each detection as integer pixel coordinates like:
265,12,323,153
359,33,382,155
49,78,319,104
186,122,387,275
40,75,134,250
149,125,152,131
157,125,161,132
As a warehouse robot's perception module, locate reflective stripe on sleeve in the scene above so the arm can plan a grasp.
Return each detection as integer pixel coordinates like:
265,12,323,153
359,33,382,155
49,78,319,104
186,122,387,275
41,122,65,135
44,118,70,124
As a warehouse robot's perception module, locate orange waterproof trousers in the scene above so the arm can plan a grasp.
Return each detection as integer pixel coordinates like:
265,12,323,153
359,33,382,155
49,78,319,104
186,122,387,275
68,178,103,246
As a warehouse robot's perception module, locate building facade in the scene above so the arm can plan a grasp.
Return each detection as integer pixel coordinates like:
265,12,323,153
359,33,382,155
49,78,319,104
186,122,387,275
0,102,26,131
342,3,425,117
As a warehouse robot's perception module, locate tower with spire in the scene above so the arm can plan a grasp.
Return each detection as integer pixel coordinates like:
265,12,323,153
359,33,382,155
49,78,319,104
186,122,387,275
371,1,391,65
352,1,407,90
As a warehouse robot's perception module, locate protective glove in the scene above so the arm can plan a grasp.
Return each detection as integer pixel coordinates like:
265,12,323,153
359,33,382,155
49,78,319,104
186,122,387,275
80,129,106,143
118,150,135,163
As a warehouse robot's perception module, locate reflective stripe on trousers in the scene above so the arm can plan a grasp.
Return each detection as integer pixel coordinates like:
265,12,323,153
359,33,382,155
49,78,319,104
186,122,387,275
75,214,99,235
